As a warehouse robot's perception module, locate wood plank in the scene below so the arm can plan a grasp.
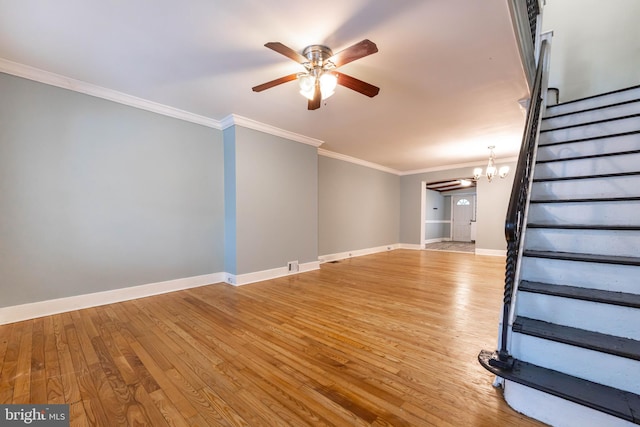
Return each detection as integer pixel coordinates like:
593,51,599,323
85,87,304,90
42,316,64,404
12,320,33,403
0,322,20,403
148,388,192,427
0,250,545,426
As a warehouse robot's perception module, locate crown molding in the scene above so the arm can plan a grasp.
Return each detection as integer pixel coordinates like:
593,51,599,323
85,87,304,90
0,57,222,129
318,148,401,175
221,114,324,148
1,58,521,174
400,156,518,176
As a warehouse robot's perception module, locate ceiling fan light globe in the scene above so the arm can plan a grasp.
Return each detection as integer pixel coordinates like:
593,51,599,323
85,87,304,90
319,72,337,98
299,88,315,100
297,74,315,92
321,89,335,100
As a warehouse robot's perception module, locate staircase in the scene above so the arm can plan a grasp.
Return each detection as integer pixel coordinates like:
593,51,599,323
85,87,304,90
480,85,640,426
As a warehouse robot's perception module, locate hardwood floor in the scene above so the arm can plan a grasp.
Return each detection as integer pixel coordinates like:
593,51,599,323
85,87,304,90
0,250,544,426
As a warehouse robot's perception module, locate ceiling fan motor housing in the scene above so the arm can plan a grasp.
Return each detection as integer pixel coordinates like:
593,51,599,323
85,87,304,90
302,45,334,70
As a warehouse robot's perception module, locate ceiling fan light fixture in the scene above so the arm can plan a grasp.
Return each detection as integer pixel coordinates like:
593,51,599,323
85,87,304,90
254,40,379,110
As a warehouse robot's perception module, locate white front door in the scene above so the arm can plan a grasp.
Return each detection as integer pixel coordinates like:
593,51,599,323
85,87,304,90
452,195,475,242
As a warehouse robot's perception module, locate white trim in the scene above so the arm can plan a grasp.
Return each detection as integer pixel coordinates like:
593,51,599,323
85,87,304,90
222,114,324,148
0,273,225,325
400,157,518,176
420,181,427,247
475,248,507,257
398,243,424,251
318,148,400,175
424,220,452,224
225,261,320,286
319,244,400,263
0,58,221,129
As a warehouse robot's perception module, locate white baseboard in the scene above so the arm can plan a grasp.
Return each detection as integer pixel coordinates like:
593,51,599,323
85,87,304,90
398,243,423,251
0,272,225,325
475,248,507,257
319,244,400,263
225,261,320,286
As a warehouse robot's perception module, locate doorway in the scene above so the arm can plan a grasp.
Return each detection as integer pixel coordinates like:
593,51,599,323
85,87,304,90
452,195,476,242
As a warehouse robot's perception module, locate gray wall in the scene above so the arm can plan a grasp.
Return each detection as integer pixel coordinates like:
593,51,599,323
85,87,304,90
543,0,640,101
400,163,515,251
476,168,515,251
230,126,318,274
0,73,225,307
318,155,399,255
424,190,450,240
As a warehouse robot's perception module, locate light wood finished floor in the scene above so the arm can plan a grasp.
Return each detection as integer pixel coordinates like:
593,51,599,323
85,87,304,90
0,250,544,426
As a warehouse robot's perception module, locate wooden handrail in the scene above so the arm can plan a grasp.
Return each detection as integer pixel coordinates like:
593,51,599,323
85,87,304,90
490,38,549,370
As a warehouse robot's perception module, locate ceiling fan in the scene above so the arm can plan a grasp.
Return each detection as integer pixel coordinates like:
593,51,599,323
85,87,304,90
252,39,380,110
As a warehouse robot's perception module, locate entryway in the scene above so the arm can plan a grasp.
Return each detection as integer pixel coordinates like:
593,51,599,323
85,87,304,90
452,194,476,242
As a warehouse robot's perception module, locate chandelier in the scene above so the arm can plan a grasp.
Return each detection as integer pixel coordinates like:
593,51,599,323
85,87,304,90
473,146,510,182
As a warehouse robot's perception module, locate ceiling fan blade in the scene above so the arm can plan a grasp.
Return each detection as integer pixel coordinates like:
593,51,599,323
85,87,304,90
335,72,380,97
252,73,298,92
328,39,378,68
308,84,321,110
264,42,307,64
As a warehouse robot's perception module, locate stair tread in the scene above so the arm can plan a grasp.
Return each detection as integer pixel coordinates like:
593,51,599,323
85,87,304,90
544,98,640,120
540,113,640,133
527,224,640,231
545,84,640,111
478,350,640,423
536,149,640,164
519,280,640,309
523,250,640,266
530,196,640,204
513,316,640,361
533,170,640,183
538,130,640,148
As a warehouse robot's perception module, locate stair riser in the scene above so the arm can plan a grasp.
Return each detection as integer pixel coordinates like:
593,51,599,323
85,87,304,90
504,380,637,427
539,116,640,145
534,152,640,180
536,133,640,160
516,293,640,340
531,175,640,199
524,228,640,257
528,200,640,226
520,257,639,294
510,334,640,394
545,86,640,117
542,100,640,130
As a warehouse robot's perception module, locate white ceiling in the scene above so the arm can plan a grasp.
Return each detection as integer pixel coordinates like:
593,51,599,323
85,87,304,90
0,0,529,173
